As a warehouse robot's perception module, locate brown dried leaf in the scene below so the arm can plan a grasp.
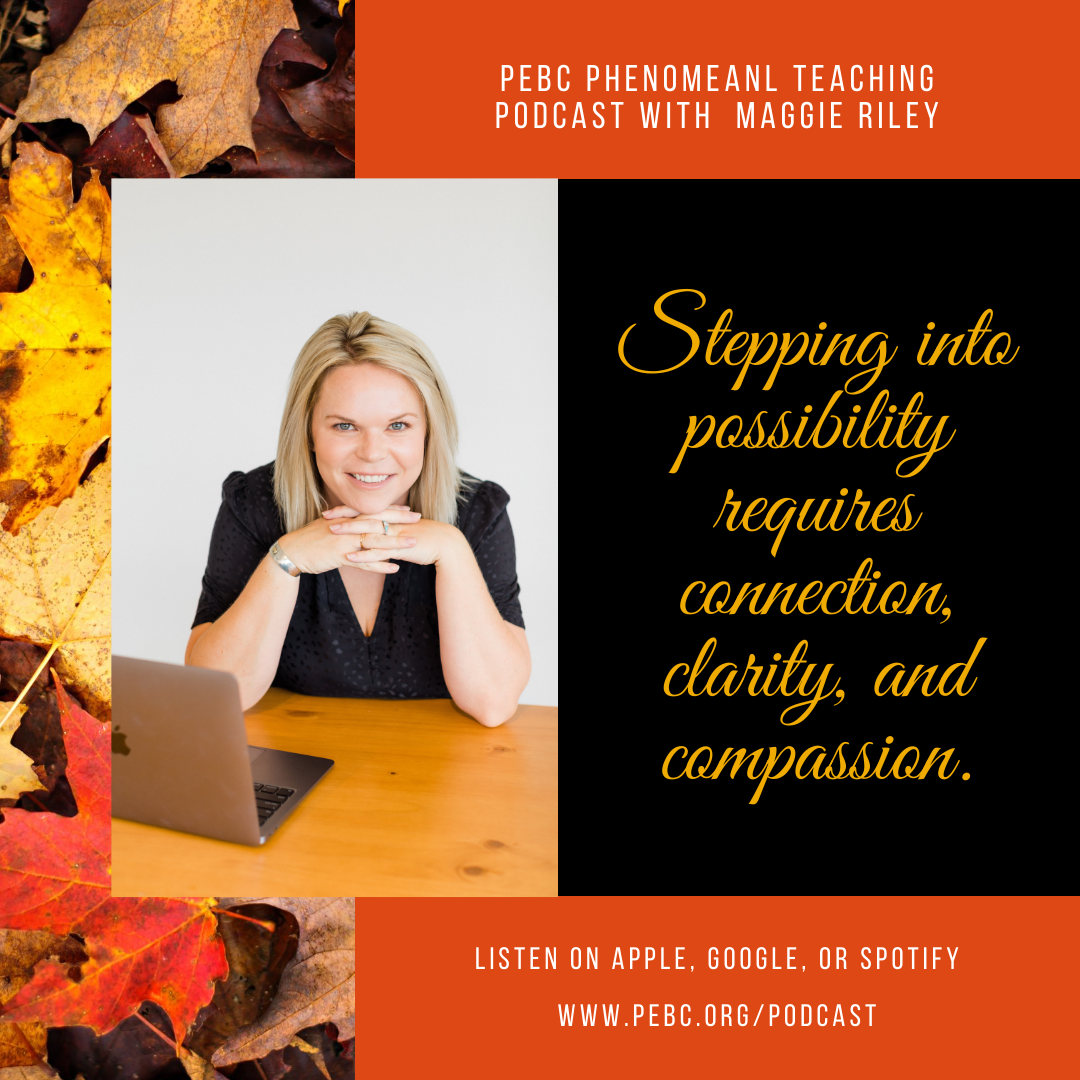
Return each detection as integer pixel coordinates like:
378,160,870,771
219,31,350,178
278,5,354,162
184,903,299,1061
4,0,300,176
211,899,354,1066
46,1001,187,1080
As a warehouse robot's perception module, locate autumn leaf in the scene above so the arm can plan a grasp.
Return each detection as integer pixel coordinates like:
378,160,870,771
279,4,354,162
0,928,87,1066
184,903,298,1062
79,113,177,181
0,677,214,1043
0,448,110,723
46,0,94,50
221,31,352,179
288,1034,331,1080
1,896,228,1043
0,0,301,177
48,1002,196,1080
0,143,110,534
211,899,354,1066
0,673,109,934
179,1044,231,1080
0,706,44,802
0,928,88,1005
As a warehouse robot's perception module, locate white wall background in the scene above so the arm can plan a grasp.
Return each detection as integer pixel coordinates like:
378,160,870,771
112,179,557,705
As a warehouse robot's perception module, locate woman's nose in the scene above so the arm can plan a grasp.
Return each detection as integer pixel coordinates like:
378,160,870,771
354,430,386,462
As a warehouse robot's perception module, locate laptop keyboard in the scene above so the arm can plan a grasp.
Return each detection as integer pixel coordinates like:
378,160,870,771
254,783,295,827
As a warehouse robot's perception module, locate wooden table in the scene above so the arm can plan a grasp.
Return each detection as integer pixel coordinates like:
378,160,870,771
111,689,558,896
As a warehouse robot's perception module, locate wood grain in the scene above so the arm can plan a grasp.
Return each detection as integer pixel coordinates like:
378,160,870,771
111,690,557,896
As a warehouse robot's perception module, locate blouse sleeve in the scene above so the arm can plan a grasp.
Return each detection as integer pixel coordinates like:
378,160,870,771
191,471,276,628
459,481,525,630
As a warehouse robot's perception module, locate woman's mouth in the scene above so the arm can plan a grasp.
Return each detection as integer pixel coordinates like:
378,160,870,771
347,472,394,489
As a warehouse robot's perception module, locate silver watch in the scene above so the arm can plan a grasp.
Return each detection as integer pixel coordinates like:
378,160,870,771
269,540,301,577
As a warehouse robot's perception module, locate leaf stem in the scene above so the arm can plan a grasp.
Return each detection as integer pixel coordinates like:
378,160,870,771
134,1008,177,1049
22,790,49,811
212,907,277,932
1,639,60,727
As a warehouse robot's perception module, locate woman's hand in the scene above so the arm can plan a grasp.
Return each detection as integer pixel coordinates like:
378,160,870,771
324,505,462,568
279,504,422,575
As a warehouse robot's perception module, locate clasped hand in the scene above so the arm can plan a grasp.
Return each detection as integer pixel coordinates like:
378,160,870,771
278,504,453,575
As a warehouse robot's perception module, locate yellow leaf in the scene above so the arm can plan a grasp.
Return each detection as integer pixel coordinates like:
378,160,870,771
0,143,111,534
338,0,349,13
0,704,45,800
0,452,111,723
1,0,300,178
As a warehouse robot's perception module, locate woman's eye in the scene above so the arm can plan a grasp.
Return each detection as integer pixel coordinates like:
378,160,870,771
389,421,407,431
334,422,354,431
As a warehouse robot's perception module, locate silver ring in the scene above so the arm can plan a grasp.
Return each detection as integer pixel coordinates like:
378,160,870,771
382,520,389,534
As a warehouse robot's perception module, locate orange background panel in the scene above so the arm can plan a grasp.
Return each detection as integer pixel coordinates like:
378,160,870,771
356,896,1076,1076
354,0,1077,178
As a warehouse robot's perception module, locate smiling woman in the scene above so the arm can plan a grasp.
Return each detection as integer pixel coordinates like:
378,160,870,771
184,312,530,726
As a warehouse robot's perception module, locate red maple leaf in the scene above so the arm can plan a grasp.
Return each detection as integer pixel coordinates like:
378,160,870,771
1,894,228,1037
0,675,228,1038
0,672,111,931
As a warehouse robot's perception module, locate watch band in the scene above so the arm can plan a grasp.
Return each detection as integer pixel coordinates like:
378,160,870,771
269,540,302,577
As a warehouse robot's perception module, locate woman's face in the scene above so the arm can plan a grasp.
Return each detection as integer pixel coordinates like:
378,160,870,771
311,363,427,515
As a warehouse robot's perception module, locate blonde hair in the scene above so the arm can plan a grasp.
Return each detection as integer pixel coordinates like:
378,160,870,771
275,312,474,532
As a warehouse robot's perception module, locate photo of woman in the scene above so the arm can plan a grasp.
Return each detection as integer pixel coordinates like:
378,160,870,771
186,311,530,725
109,178,556,896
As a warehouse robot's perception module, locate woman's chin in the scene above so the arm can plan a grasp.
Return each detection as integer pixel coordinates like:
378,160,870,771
345,489,410,517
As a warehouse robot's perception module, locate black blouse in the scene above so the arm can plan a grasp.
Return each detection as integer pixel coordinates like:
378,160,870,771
192,462,525,699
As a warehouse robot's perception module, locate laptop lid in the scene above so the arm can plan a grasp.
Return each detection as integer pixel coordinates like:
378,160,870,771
112,656,264,845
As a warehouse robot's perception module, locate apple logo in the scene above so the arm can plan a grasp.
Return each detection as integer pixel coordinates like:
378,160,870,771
112,724,131,755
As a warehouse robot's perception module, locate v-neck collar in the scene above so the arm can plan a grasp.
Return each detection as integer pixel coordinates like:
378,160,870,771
331,565,394,640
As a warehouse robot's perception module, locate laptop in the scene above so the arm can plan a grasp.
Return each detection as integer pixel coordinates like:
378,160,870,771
111,656,334,845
